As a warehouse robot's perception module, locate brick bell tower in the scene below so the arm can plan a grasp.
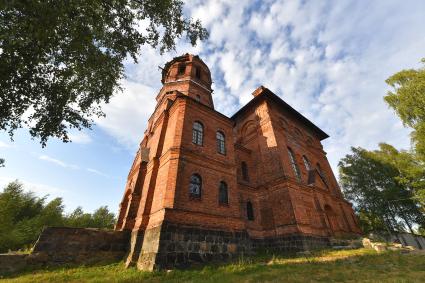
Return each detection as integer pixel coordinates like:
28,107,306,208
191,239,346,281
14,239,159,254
116,53,361,271
115,54,248,270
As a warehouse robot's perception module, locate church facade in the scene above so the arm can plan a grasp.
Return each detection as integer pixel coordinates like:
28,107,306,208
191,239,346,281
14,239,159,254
115,54,361,270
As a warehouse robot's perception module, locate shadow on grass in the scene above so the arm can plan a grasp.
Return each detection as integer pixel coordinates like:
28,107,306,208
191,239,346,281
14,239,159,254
0,258,124,279
3,249,424,283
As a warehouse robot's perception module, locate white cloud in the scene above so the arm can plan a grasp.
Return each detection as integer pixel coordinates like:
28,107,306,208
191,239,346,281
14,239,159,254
0,177,66,195
0,141,12,148
68,131,92,144
95,79,157,149
39,155,80,170
87,168,110,178
95,0,425,178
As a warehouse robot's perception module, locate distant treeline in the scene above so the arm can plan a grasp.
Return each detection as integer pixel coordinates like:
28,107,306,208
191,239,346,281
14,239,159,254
0,181,116,253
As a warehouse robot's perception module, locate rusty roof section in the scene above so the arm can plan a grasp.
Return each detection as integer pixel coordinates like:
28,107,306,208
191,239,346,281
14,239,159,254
231,86,329,140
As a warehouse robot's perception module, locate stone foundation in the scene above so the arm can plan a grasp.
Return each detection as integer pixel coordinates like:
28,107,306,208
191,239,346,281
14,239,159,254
1,226,334,275
0,227,130,275
252,234,330,252
130,222,331,270
0,254,28,274
32,227,130,264
134,222,253,270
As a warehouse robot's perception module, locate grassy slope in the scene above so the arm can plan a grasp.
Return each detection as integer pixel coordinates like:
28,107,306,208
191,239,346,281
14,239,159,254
1,249,425,283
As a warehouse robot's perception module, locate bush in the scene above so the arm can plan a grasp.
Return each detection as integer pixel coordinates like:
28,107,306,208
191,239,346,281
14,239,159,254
0,181,116,252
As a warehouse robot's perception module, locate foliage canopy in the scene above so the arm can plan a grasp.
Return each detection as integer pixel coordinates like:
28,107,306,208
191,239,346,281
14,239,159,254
0,0,208,146
0,181,116,253
385,58,425,160
339,145,424,235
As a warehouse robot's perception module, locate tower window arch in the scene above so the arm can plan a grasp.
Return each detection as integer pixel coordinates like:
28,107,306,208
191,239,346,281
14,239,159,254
178,63,186,75
316,163,328,187
192,121,203,145
241,161,249,181
189,174,202,198
287,147,301,182
195,67,201,79
302,155,311,171
216,131,226,154
246,201,254,221
218,181,228,205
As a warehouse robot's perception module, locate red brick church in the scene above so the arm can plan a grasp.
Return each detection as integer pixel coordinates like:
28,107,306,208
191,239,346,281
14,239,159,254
115,54,361,270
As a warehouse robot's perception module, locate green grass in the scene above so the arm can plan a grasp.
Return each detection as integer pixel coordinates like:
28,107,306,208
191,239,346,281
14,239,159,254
1,249,425,282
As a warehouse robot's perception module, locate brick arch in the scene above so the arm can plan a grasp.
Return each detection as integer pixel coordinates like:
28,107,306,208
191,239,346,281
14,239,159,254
294,127,303,138
324,204,339,234
279,117,289,129
241,120,257,137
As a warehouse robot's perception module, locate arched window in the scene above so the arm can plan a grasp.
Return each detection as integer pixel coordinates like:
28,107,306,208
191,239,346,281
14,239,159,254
246,201,254,221
218,181,228,205
195,95,201,102
241,161,249,181
316,163,328,186
287,148,301,181
195,67,201,79
189,174,202,198
192,121,203,145
216,131,225,154
294,128,303,138
178,63,186,75
302,155,311,171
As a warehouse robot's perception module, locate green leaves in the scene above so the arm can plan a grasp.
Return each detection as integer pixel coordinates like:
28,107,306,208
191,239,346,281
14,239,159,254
0,0,208,146
65,205,116,229
0,181,117,252
384,58,425,159
339,145,424,234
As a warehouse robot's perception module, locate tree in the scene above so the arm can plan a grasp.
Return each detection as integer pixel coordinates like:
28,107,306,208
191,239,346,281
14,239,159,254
64,205,116,228
0,0,208,146
0,181,118,252
357,210,388,235
0,181,64,252
385,58,425,160
339,145,424,236
91,206,116,228
375,143,425,207
64,206,93,228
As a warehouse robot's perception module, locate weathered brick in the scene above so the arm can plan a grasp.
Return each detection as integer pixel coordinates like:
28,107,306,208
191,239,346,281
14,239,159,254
115,54,361,270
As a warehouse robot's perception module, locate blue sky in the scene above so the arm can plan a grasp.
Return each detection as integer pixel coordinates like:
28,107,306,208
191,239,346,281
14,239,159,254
1,0,425,214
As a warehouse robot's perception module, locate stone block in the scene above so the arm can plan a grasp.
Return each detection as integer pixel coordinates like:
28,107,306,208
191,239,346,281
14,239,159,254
362,238,372,249
373,244,387,252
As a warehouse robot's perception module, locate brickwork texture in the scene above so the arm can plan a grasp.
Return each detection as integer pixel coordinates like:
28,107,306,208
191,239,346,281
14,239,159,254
115,54,362,270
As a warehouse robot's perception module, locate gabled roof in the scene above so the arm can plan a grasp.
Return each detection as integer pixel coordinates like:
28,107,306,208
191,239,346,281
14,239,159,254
231,86,329,140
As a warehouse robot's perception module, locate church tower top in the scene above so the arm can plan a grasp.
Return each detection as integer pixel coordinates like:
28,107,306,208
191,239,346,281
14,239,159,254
158,54,214,108
161,53,212,87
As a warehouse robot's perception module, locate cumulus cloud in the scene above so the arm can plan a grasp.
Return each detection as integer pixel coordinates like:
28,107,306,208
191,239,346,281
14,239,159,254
95,79,157,149
95,0,425,176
